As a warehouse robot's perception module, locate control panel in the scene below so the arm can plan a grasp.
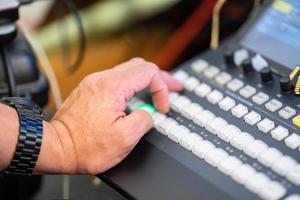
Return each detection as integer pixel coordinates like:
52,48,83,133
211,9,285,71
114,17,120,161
127,1,300,199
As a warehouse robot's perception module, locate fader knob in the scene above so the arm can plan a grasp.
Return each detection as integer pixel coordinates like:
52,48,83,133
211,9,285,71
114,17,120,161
260,67,273,82
242,59,254,74
224,50,235,68
280,76,293,93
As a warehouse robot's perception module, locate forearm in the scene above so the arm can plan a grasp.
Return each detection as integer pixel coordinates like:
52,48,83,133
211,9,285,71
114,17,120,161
0,103,19,172
0,103,68,174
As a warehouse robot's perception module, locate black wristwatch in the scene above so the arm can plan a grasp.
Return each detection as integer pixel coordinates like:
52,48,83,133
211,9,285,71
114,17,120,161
0,97,43,176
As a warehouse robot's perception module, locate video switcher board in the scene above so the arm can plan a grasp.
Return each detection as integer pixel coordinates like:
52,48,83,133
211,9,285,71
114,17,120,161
102,1,300,199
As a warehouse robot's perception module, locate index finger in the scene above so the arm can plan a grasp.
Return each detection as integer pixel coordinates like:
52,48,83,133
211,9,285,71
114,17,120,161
116,59,173,112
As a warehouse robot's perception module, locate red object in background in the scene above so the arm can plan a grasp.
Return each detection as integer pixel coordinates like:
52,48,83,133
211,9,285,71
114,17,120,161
154,0,218,70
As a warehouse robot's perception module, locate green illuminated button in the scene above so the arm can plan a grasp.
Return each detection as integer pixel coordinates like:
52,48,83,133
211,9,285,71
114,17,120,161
133,103,156,115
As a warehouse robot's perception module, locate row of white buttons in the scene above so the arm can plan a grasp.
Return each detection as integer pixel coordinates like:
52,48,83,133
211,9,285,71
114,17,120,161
161,119,300,200
168,93,300,186
224,77,296,120
191,59,232,86
153,113,287,200
285,194,300,200
172,68,300,152
191,80,296,149
171,68,300,171
189,60,297,120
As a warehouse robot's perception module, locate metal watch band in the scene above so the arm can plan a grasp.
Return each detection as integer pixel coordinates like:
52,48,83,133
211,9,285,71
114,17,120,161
0,97,43,176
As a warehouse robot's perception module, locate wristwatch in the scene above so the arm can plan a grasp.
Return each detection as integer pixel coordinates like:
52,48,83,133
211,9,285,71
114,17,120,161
0,97,43,176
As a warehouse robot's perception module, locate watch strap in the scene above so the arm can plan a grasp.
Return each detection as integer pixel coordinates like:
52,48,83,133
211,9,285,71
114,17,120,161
0,97,43,176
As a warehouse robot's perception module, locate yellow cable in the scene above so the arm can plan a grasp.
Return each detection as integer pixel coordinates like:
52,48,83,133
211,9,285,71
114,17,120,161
210,0,227,49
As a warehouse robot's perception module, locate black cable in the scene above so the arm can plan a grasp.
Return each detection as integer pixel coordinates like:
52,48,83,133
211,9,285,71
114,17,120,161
20,0,86,75
1,45,17,97
60,0,86,75
56,0,71,74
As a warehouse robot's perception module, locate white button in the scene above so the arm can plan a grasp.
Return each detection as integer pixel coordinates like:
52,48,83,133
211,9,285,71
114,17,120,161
192,140,215,159
271,156,297,176
257,118,275,133
286,165,300,185
204,148,228,167
206,89,223,104
285,194,300,200
217,124,241,143
244,140,268,159
265,99,282,112
173,70,189,83
181,103,203,120
245,173,271,194
244,111,261,125
170,96,191,112
231,104,248,118
258,181,286,200
205,117,228,135
215,72,232,85
231,164,256,184
217,156,242,175
191,59,208,73
180,132,202,151
252,92,269,105
156,118,178,135
169,92,179,103
203,66,220,79
195,83,212,98
279,106,296,119
227,78,244,91
218,96,236,111
152,112,167,126
252,54,268,71
239,85,256,98
234,49,249,66
285,133,300,150
257,148,283,167
193,110,215,127
168,125,190,143
184,77,200,91
231,132,254,151
271,125,289,141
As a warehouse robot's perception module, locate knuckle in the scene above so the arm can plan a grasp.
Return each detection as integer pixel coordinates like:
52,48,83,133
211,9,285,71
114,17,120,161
93,74,113,90
80,73,104,87
161,82,168,90
143,62,159,75
147,62,159,71
130,57,146,64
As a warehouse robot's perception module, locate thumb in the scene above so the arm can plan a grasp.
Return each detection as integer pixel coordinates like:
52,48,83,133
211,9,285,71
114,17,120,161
117,110,153,143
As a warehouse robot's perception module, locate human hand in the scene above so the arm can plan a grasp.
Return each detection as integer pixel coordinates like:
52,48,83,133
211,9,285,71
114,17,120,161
37,58,182,174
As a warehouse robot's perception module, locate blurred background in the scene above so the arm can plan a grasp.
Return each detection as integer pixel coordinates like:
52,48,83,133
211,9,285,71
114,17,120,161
0,0,259,199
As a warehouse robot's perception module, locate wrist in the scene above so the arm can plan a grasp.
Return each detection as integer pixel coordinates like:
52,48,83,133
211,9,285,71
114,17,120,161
41,119,78,174
33,122,63,174
34,121,77,174
0,103,19,171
